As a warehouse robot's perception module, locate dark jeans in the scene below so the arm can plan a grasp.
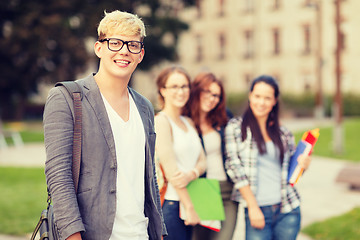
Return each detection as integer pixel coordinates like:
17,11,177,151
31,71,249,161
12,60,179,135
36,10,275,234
244,204,301,240
163,200,193,240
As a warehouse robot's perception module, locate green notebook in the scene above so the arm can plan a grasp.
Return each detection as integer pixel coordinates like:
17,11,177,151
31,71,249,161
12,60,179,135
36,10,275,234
182,178,225,221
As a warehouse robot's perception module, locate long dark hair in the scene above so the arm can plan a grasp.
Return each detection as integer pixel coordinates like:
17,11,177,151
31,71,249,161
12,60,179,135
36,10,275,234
183,72,228,134
241,75,284,162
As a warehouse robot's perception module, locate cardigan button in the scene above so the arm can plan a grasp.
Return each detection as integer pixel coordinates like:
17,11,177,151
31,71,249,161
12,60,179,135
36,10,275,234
110,189,116,194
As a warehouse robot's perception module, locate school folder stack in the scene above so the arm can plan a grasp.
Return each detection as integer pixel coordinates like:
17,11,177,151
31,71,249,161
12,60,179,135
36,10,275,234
180,178,225,231
288,128,320,186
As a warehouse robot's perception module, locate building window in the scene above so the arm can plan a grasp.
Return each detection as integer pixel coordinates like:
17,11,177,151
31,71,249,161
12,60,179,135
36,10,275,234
302,24,311,54
219,0,225,17
302,75,312,91
219,33,226,60
272,28,280,55
303,0,314,7
245,74,252,86
196,0,202,18
196,35,203,62
244,30,254,59
243,0,255,13
272,0,281,10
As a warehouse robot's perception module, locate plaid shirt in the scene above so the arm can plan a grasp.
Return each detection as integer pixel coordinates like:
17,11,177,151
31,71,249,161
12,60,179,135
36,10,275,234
224,117,301,213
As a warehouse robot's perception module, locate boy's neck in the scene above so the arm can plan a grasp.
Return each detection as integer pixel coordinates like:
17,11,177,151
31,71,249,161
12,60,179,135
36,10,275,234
94,71,129,96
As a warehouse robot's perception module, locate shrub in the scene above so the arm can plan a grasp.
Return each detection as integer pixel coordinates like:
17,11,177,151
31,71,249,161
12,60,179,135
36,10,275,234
226,93,248,116
226,92,360,118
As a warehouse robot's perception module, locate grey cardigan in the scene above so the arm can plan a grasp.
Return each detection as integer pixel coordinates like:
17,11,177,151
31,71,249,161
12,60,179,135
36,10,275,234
44,74,166,240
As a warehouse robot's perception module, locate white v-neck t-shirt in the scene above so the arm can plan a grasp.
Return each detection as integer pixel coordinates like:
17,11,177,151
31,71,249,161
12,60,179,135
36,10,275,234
102,92,148,240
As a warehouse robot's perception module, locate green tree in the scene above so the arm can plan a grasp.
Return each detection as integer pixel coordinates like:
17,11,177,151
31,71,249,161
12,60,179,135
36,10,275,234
0,0,193,120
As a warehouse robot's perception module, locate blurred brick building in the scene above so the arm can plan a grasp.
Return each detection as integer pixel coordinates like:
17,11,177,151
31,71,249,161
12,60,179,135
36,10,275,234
174,0,360,96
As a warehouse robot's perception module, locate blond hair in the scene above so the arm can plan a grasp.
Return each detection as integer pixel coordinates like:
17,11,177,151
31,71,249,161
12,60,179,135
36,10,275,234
97,10,146,40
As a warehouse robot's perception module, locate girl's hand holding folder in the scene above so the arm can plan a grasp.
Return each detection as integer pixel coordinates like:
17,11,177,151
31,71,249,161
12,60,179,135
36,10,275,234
297,153,312,170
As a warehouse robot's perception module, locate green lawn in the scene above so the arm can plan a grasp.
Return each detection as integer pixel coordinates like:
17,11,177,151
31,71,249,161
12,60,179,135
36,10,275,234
293,117,360,162
0,167,47,235
293,117,360,239
0,118,359,237
302,207,360,240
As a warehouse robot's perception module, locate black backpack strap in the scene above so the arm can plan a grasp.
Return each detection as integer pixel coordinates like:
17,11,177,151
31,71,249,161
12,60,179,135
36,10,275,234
55,81,82,193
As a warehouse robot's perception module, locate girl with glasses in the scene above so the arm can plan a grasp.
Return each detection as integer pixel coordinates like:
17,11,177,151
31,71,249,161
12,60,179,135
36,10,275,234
183,72,238,240
155,65,206,240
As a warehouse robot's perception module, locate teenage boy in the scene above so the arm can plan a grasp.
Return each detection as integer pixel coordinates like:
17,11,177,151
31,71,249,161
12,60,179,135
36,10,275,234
44,10,166,240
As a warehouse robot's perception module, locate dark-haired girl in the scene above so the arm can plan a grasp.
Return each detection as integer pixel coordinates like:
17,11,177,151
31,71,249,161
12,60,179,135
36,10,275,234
224,75,311,240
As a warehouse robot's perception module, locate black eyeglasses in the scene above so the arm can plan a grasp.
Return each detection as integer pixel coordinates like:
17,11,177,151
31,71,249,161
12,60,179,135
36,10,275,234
202,89,221,101
99,38,144,54
164,84,190,92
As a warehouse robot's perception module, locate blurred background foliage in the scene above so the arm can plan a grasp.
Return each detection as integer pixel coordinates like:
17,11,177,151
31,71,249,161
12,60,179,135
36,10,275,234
226,92,360,119
0,0,195,120
1,0,358,122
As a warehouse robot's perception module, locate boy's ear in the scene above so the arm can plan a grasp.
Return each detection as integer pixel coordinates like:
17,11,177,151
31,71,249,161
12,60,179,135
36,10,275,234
138,48,145,63
94,41,102,58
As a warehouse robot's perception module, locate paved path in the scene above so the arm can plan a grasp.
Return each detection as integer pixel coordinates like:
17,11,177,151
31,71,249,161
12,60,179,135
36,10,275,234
0,117,359,240
0,143,45,167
